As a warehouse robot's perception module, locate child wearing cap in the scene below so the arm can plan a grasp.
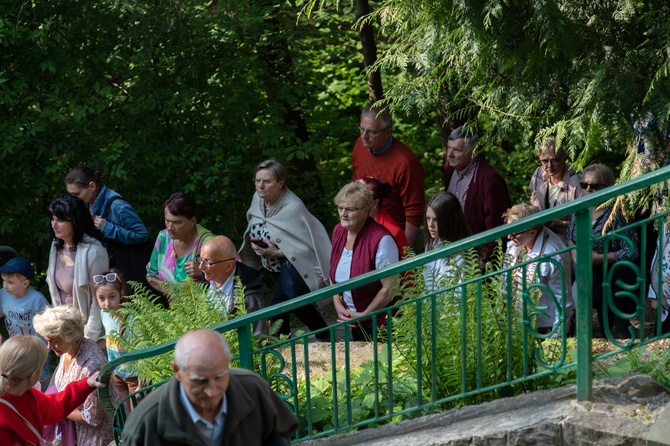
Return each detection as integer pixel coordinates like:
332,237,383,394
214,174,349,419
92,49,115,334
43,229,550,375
0,257,51,341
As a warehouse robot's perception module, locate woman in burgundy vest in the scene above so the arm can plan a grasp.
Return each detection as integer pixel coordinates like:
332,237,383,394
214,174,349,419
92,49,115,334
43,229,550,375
330,182,400,341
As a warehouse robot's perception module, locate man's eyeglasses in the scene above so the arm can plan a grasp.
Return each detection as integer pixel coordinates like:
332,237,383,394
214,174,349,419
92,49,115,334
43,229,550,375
509,229,530,239
254,179,275,187
580,182,605,191
337,206,360,214
195,255,235,268
93,273,118,284
540,158,561,166
358,126,389,136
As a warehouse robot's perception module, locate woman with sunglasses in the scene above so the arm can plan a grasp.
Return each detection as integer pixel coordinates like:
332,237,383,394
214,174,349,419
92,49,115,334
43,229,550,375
565,163,638,339
529,136,582,240
46,195,108,344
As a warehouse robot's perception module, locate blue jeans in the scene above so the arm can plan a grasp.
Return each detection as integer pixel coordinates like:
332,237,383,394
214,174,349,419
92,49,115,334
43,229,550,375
269,260,328,339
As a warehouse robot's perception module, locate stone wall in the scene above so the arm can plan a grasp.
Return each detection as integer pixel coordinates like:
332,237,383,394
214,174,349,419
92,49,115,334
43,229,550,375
301,374,670,446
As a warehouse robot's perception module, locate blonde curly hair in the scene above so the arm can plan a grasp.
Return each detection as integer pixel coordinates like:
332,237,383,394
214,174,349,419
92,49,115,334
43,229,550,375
33,305,86,345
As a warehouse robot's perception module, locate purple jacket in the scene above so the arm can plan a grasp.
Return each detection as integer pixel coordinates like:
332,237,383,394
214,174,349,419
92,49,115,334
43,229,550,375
443,157,511,261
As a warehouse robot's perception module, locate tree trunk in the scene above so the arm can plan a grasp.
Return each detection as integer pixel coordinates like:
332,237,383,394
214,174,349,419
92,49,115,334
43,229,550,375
355,0,383,102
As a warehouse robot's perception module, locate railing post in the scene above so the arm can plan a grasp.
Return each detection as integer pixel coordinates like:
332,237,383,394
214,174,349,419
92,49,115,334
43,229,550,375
575,207,593,401
237,324,253,370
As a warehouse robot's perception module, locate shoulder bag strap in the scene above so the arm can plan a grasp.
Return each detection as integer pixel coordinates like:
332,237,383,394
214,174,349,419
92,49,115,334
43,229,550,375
101,195,124,219
192,229,212,259
0,397,41,445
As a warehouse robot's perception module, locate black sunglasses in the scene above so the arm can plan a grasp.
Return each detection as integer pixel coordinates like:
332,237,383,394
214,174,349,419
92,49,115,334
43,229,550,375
580,182,605,191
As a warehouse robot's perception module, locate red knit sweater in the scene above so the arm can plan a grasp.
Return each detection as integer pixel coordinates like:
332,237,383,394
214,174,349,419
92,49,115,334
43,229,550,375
352,136,425,229
0,377,95,446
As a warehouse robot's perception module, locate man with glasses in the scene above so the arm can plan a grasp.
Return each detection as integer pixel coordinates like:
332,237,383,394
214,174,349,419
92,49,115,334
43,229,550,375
121,329,298,446
529,136,581,240
198,236,267,335
443,126,511,263
352,105,425,248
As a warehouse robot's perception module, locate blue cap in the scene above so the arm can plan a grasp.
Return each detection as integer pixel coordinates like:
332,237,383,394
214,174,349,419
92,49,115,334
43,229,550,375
0,257,34,280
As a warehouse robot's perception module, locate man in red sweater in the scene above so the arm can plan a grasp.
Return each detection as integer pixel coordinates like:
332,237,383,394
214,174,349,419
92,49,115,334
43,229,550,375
352,105,425,248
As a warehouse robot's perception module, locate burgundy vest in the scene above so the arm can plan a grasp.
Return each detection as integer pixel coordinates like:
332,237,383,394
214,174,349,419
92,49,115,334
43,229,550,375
330,218,392,327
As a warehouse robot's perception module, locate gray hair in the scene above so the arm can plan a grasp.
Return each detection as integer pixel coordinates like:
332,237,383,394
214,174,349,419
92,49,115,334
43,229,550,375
582,162,616,187
502,202,543,232
174,329,231,369
254,159,287,186
361,105,393,129
449,126,479,152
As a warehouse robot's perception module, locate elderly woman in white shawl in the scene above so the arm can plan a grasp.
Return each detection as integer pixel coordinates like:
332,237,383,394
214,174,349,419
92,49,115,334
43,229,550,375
239,159,331,341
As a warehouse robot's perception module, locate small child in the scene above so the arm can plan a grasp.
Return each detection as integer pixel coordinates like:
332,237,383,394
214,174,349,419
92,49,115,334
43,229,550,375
94,269,140,408
0,257,50,339
0,256,52,389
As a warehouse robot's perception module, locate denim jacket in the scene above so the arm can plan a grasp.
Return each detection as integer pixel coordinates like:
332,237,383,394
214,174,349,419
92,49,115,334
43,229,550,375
90,186,149,244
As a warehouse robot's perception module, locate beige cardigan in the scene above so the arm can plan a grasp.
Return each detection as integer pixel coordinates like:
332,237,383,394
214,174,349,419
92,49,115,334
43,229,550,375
46,234,109,340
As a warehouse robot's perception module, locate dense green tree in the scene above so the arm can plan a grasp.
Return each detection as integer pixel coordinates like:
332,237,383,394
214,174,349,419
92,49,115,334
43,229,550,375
368,1,670,153
307,0,670,210
1,0,446,290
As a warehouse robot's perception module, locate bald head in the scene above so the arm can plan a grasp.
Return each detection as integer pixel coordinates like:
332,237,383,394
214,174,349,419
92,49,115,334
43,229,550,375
199,236,237,286
201,236,237,260
172,330,231,418
174,329,231,370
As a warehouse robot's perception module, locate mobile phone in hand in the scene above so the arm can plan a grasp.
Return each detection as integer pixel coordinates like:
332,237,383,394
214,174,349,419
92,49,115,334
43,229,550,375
250,238,269,249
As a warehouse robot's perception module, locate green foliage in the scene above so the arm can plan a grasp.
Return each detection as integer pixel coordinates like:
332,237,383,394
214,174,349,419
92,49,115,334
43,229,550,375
1,0,443,283
393,245,538,407
306,0,670,213
595,345,670,388
534,338,578,389
295,348,434,437
109,278,248,384
293,244,540,434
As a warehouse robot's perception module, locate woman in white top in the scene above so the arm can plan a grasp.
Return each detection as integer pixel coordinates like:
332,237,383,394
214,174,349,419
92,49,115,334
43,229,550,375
503,203,573,337
45,195,108,343
423,191,472,292
330,182,399,341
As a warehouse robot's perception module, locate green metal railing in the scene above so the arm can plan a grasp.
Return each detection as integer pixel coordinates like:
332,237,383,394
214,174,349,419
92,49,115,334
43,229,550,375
100,164,670,443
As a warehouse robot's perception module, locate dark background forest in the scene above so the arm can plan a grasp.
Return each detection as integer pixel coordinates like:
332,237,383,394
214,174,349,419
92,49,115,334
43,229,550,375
2,0,669,289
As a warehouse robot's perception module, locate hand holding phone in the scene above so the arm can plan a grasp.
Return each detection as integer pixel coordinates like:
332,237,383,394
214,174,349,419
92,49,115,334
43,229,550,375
250,238,269,249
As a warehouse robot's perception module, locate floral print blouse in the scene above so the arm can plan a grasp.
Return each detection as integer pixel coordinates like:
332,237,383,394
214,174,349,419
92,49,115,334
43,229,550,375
54,337,114,446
